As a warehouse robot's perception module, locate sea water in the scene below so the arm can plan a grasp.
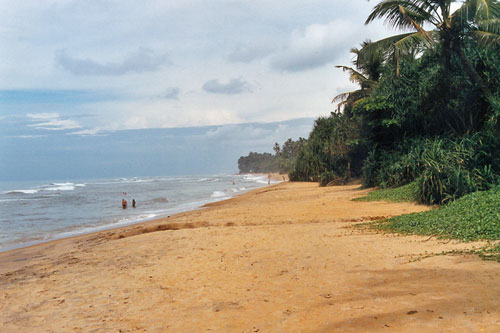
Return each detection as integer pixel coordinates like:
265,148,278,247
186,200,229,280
0,174,277,252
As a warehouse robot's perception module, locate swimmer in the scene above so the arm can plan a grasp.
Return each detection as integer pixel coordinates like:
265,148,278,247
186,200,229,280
122,199,127,209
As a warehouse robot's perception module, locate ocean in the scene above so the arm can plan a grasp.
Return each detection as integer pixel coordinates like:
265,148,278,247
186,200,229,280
0,174,277,252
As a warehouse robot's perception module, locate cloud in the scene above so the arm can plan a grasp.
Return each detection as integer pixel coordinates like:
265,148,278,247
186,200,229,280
27,113,81,131
227,43,277,63
10,135,48,139
162,87,180,100
202,78,252,95
270,20,362,72
205,124,272,140
55,48,170,76
200,119,314,149
68,128,105,136
26,112,60,120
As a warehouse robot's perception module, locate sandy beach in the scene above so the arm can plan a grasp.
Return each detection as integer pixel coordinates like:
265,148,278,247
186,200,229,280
2,181,500,332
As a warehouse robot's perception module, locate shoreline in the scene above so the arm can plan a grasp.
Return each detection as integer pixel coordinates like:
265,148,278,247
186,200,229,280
0,173,286,254
0,180,284,274
2,181,500,331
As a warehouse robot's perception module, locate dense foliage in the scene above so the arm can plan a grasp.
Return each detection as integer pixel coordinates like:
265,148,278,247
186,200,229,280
238,138,306,174
237,152,278,173
353,181,418,203
378,185,500,241
289,114,365,185
289,0,500,204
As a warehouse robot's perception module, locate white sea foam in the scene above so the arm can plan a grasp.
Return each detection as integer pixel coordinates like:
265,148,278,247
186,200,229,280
196,178,209,182
242,174,267,182
6,189,39,195
45,185,75,191
211,191,227,198
53,213,159,240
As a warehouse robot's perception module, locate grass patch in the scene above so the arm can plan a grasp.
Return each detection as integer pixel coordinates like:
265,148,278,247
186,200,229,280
478,244,500,262
354,182,418,203
377,186,500,242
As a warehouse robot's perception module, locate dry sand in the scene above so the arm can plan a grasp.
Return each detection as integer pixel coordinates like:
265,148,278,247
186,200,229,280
1,182,500,332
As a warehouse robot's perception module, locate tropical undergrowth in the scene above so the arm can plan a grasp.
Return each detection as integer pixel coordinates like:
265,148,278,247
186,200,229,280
290,45,500,204
377,185,500,242
353,181,418,203
287,0,500,262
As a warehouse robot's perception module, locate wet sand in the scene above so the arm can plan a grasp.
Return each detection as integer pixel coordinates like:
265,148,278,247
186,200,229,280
2,182,500,332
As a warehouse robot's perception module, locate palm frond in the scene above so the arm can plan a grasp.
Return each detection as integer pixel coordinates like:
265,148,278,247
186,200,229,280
477,18,500,34
393,30,436,52
365,0,438,30
332,89,371,112
470,30,500,47
335,65,370,85
360,32,417,57
453,0,500,25
332,91,351,104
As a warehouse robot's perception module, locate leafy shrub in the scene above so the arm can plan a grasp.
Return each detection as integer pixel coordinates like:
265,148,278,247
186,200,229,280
415,135,498,204
290,113,366,185
379,185,500,241
319,170,336,186
362,135,499,205
354,181,418,203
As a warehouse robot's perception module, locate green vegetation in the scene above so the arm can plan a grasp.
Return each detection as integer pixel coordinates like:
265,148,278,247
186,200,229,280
377,186,500,242
281,1,500,260
354,182,418,203
238,138,306,174
237,152,278,174
289,114,365,185
239,2,500,260
479,244,500,262
289,0,500,205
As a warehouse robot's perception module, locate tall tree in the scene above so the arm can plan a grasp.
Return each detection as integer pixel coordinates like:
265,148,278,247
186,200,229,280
332,41,384,114
364,0,500,97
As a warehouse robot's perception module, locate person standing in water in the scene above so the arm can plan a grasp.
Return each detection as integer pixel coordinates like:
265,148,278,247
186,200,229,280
122,198,127,209
132,199,136,208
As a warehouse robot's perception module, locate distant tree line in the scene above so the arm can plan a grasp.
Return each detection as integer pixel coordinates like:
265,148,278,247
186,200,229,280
238,138,306,174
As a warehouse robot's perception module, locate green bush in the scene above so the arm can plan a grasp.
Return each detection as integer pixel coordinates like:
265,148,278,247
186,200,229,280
354,181,418,203
290,114,366,185
319,170,336,186
379,185,500,241
362,135,499,205
415,135,498,204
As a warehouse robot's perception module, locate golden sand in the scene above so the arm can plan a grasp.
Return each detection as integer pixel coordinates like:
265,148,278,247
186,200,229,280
1,182,500,332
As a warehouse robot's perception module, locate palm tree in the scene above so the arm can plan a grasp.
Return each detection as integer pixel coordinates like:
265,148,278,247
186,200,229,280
332,41,384,114
364,0,500,97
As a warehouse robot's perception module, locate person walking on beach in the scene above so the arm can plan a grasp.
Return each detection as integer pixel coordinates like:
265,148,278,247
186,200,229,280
268,173,271,185
122,199,127,209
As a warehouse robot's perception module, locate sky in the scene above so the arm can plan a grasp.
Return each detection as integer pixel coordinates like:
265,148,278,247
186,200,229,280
0,0,395,181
